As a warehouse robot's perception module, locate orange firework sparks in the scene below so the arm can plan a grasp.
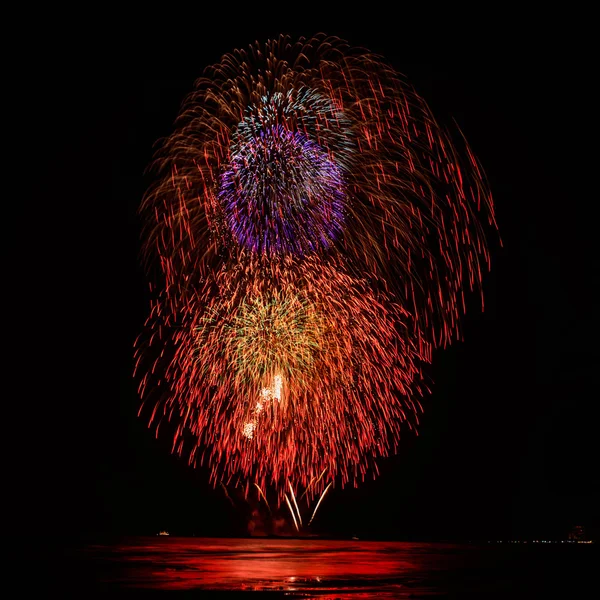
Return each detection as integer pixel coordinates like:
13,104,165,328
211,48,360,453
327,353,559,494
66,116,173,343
136,34,497,507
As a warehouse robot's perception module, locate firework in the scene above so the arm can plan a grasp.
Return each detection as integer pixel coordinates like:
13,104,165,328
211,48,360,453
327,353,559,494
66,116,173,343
138,255,424,496
136,34,496,506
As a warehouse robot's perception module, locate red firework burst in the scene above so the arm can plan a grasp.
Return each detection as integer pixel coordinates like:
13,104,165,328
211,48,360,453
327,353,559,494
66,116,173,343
136,34,497,505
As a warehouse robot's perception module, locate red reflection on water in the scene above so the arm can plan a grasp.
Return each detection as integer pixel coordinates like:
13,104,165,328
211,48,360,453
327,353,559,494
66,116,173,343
85,537,465,595
69,536,594,597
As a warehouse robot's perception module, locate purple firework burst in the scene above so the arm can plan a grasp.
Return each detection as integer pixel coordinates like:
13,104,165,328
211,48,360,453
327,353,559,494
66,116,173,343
219,124,347,255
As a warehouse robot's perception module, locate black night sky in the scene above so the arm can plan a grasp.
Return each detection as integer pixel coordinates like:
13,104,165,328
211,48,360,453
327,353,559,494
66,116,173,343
18,15,597,544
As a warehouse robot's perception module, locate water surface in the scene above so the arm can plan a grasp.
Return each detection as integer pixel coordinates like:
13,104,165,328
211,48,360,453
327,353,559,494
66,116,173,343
56,536,594,597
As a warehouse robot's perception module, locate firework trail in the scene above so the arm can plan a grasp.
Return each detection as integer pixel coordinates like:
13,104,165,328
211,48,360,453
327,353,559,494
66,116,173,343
136,34,497,507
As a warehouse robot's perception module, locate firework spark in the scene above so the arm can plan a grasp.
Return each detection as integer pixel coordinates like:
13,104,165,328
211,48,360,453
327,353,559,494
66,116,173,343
136,34,496,506
309,482,332,526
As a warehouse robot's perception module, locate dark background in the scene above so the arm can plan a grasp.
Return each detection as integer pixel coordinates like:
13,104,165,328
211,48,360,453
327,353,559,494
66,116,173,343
17,14,597,543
